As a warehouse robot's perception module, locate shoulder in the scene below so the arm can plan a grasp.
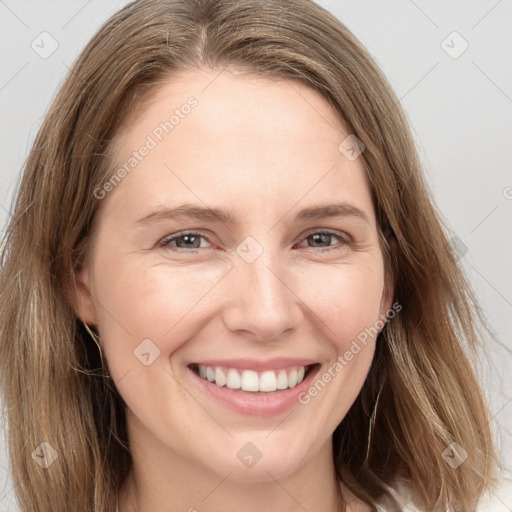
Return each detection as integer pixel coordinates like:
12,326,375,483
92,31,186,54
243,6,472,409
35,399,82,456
379,478,512,512
340,478,512,511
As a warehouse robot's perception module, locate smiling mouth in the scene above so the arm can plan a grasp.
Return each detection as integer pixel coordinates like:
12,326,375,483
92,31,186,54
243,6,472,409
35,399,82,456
188,363,319,393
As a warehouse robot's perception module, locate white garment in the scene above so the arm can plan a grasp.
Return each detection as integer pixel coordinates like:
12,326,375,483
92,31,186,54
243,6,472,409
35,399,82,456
475,479,512,512
113,479,512,512
373,478,512,512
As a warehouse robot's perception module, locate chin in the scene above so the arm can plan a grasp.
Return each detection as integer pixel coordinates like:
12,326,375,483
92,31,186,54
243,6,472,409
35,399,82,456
198,440,314,483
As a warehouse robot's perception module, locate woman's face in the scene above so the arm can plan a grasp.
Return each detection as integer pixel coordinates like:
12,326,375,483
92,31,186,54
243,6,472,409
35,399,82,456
75,67,392,482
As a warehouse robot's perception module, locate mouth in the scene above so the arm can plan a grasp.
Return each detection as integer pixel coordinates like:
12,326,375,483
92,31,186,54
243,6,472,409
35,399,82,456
186,360,321,416
188,362,318,393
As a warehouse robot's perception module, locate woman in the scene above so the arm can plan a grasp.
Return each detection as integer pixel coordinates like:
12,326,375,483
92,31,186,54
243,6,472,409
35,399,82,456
0,0,506,511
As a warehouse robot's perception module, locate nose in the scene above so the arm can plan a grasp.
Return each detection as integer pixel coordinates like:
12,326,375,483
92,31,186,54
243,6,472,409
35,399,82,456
221,243,304,343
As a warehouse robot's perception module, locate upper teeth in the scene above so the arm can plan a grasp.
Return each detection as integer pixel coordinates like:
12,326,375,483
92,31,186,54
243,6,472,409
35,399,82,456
197,365,307,392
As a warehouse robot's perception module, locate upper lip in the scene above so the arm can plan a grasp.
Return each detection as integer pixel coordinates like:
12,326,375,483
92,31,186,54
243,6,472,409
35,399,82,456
189,357,318,371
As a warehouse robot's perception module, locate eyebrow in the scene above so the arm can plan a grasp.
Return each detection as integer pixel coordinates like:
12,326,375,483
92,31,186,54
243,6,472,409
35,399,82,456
135,202,370,226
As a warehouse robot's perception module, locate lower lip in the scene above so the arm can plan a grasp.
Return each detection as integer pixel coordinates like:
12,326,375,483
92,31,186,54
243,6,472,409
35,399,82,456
187,364,320,417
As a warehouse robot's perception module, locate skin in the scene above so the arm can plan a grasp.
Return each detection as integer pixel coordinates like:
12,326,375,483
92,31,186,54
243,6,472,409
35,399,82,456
73,67,393,512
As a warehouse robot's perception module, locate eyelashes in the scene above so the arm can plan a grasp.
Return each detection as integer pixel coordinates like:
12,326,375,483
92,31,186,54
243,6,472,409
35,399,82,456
157,229,352,254
158,231,210,251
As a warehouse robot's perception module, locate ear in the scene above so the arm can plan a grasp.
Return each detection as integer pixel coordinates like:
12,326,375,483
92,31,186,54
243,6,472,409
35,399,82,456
69,261,99,325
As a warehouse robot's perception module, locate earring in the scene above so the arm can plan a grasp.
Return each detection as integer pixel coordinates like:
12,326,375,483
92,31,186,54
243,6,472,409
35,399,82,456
82,322,107,373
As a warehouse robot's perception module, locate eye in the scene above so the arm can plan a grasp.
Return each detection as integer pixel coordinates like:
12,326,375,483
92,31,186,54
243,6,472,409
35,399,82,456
158,229,351,254
158,231,212,252
295,230,351,251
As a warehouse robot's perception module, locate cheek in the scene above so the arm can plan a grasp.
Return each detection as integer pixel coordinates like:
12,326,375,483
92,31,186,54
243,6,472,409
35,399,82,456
88,253,222,418
300,260,385,349
93,246,385,342
291,262,385,433
91,233,385,383
90,245,227,359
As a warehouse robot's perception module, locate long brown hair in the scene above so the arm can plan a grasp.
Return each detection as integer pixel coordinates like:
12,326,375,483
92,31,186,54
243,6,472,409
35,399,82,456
0,1,500,510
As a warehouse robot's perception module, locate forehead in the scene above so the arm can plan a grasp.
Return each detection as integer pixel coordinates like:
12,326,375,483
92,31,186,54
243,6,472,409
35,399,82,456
114,67,348,149
102,68,374,224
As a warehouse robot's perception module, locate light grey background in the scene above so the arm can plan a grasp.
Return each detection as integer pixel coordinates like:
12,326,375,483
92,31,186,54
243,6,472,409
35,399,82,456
1,0,511,510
